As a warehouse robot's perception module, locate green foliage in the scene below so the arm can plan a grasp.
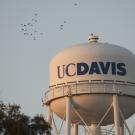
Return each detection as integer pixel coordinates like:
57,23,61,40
31,114,51,135
0,101,51,135
0,101,6,133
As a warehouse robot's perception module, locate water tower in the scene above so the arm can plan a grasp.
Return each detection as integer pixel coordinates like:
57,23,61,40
43,34,135,135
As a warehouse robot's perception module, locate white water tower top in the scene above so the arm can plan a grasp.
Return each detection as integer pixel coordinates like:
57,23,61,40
88,34,99,42
50,35,135,88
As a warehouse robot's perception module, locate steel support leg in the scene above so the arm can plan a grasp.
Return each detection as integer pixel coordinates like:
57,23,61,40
66,96,71,135
120,116,124,135
72,124,78,135
47,106,52,135
48,106,52,125
113,95,120,135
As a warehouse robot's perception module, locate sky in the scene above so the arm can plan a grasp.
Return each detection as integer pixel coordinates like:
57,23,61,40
0,0,135,133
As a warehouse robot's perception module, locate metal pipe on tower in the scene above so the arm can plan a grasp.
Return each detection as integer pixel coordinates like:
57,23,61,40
72,124,78,135
66,96,71,135
47,106,52,126
113,95,120,135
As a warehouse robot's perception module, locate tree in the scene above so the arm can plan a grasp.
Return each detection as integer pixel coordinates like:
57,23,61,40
0,101,6,134
1,103,30,135
12,114,30,135
0,101,51,135
30,114,51,135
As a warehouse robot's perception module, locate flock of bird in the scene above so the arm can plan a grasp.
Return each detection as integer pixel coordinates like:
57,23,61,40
20,1,79,40
20,13,43,40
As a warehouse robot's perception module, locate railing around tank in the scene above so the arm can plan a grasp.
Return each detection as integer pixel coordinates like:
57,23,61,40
44,81,135,105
